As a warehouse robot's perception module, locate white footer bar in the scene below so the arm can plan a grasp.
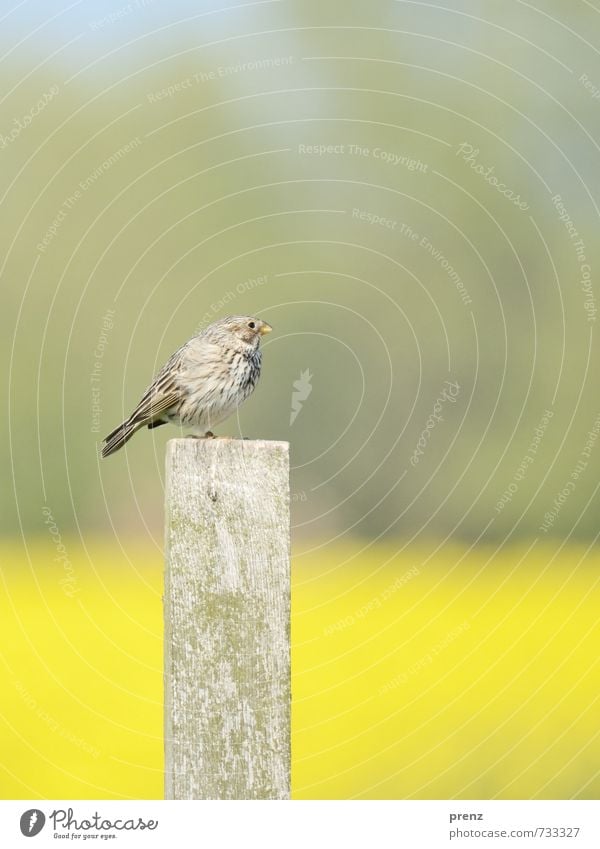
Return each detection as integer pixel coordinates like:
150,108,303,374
0,800,598,848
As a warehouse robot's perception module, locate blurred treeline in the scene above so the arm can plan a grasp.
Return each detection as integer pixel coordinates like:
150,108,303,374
1,0,599,542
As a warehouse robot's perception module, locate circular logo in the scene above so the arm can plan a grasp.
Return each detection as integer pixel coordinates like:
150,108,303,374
19,810,45,837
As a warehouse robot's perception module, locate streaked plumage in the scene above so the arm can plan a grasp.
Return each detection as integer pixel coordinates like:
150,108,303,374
101,315,272,457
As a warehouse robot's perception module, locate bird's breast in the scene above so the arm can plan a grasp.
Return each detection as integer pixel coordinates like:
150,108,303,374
171,346,262,429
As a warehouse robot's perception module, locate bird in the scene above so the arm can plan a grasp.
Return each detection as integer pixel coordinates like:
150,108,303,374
101,315,272,457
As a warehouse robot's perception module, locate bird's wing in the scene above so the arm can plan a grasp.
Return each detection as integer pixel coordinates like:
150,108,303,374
129,388,180,425
127,346,185,425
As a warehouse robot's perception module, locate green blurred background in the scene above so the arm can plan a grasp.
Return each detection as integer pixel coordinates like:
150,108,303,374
1,0,600,799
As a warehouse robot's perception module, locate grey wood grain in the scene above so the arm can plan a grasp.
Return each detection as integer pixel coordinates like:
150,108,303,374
164,438,291,799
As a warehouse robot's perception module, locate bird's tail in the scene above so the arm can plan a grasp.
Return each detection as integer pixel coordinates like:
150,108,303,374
101,418,140,457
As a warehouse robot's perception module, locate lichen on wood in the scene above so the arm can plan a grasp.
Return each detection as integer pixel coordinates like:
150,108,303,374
164,438,291,799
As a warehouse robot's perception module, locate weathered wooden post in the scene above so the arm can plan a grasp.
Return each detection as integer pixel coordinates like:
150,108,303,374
164,438,291,799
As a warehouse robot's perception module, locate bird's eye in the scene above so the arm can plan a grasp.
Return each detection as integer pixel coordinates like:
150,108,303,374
248,321,256,329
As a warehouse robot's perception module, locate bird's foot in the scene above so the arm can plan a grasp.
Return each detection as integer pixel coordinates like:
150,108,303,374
187,431,241,440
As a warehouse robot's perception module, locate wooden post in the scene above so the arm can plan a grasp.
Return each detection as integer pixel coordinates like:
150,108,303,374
164,438,291,799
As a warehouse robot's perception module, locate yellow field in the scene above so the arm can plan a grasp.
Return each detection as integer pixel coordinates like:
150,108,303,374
1,539,599,799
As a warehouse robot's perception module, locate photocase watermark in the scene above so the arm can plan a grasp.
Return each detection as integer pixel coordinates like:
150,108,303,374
147,57,295,102
37,137,143,253
290,369,313,426
409,380,461,466
0,84,60,151
298,142,428,173
324,566,420,636
41,506,79,597
397,221,472,307
47,808,158,834
352,207,398,230
551,194,596,323
539,410,600,532
579,72,600,101
14,680,101,759
194,274,268,334
495,409,554,513
455,143,530,211
291,490,308,502
379,620,471,695
90,308,116,434
89,0,157,30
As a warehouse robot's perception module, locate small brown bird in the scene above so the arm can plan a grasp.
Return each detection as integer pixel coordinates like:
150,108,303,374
101,315,272,457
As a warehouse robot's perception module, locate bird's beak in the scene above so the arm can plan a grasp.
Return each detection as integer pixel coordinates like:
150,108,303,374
259,322,272,335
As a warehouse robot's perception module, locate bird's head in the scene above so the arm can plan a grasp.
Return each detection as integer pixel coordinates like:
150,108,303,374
210,315,272,350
